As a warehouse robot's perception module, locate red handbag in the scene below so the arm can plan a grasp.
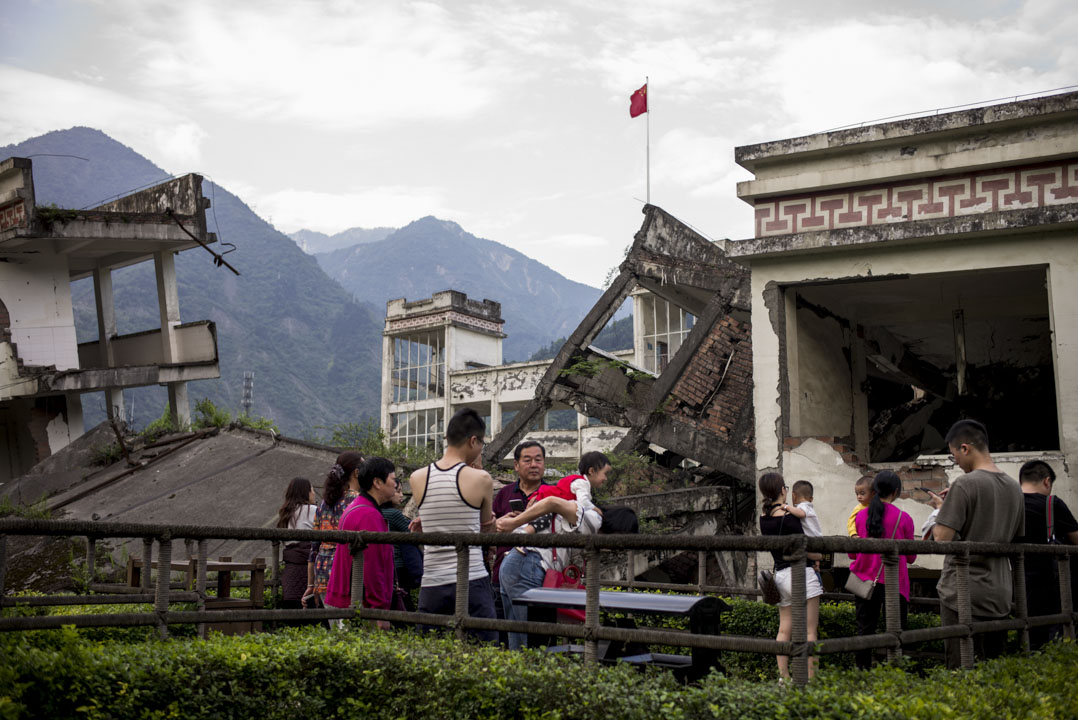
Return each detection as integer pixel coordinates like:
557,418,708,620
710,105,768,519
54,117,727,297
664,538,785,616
542,548,586,623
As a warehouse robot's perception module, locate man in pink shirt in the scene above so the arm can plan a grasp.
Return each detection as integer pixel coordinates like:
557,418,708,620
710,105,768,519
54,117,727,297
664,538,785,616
325,457,399,628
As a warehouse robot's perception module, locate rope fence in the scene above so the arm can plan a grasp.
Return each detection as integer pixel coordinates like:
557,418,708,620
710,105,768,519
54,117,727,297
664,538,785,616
1,517,1076,687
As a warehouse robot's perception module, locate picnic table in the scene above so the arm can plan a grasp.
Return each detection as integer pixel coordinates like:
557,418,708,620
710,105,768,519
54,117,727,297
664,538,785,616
516,588,729,680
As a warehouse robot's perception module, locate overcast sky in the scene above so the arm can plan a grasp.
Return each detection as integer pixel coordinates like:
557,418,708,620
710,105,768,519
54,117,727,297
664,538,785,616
2,0,1076,286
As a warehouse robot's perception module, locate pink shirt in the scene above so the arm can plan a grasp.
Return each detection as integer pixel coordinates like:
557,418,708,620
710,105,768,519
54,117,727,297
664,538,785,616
324,495,394,610
849,503,917,600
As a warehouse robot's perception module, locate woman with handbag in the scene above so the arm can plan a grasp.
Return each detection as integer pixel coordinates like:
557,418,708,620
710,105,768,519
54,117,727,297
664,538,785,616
759,472,823,680
848,470,916,669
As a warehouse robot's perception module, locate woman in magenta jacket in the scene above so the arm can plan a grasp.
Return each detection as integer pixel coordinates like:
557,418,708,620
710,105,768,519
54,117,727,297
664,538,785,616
849,469,916,668
325,457,399,628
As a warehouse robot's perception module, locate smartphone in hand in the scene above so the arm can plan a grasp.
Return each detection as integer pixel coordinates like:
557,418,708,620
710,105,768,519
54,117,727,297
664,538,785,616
509,498,525,513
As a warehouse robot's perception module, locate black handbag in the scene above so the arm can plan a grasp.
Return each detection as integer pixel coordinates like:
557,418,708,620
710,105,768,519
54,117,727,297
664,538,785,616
845,512,902,599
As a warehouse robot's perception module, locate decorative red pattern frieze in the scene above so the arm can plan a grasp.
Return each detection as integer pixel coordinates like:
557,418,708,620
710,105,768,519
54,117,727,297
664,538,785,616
0,199,27,232
753,161,1078,237
387,311,504,334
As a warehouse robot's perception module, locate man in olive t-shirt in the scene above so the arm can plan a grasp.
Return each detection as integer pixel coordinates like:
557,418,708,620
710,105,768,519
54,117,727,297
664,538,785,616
934,419,1024,668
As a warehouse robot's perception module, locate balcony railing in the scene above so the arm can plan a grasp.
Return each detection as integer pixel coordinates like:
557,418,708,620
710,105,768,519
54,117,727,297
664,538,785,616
76,320,217,368
0,517,1074,687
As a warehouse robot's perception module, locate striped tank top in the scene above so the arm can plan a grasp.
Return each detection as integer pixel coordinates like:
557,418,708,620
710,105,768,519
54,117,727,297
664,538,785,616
418,461,488,587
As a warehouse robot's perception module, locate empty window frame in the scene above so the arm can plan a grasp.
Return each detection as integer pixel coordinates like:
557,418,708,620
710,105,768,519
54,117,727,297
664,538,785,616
640,293,695,374
389,408,444,450
392,331,445,403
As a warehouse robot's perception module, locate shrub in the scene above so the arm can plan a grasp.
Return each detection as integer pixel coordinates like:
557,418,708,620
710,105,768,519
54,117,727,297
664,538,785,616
0,496,51,520
0,626,1075,719
191,398,231,429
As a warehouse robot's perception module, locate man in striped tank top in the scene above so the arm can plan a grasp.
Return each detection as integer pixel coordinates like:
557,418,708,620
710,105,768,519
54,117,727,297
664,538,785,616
409,407,498,642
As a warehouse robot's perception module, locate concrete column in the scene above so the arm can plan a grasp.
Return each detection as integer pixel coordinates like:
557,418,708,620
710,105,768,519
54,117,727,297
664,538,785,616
380,332,393,434
632,293,647,369
92,266,125,421
850,326,870,460
784,289,801,438
168,381,190,430
154,250,181,363
64,392,84,443
92,266,117,367
490,369,503,437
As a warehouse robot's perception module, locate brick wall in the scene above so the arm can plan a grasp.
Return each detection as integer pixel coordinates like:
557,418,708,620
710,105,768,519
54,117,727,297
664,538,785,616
667,315,754,451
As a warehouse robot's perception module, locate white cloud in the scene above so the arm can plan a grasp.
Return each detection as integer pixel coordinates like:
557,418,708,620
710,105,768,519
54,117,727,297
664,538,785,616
529,233,609,248
0,64,205,169
94,1,508,131
256,185,451,234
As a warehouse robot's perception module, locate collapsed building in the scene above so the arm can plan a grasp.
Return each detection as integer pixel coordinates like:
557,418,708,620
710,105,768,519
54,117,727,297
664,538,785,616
476,91,1078,570
0,158,221,483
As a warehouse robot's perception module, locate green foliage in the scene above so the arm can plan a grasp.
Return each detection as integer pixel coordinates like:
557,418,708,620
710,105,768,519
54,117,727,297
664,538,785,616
138,407,185,443
34,203,79,227
0,495,51,520
315,419,438,472
189,397,279,433
598,451,661,499
88,442,123,466
559,356,650,383
597,594,942,681
191,397,231,429
1,624,1076,719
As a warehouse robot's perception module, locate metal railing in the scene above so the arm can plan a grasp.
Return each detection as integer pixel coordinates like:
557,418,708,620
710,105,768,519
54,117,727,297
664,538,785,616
1,518,1075,687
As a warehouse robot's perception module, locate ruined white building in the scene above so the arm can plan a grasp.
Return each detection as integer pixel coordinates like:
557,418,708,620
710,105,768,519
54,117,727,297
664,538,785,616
731,91,1078,539
0,158,220,482
380,289,699,460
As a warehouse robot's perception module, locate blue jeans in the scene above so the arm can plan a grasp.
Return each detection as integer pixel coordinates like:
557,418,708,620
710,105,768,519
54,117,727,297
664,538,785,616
499,550,545,650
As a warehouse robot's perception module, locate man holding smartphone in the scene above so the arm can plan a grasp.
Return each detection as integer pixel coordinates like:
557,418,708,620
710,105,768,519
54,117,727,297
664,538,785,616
490,441,548,640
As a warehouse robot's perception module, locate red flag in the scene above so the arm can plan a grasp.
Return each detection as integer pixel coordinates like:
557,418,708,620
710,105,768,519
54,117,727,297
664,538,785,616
629,83,647,118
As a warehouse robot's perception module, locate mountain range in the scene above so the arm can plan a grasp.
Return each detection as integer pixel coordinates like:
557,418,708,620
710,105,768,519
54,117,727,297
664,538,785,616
289,227,394,254
307,218,603,362
1,127,609,435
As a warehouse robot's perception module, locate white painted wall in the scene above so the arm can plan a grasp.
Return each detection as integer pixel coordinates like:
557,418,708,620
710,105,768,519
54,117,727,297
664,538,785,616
448,325,502,371
0,253,79,370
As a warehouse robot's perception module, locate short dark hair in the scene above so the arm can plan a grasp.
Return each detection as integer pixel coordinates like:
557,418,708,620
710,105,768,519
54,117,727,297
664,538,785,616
791,480,813,499
359,457,395,492
445,407,485,447
599,506,639,534
1019,460,1056,486
513,441,546,461
944,419,989,452
578,451,611,477
855,475,874,489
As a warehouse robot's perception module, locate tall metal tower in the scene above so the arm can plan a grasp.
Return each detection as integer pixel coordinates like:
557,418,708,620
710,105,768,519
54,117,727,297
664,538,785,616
242,371,254,415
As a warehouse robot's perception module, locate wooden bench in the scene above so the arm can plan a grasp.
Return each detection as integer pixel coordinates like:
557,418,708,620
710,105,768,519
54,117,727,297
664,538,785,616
127,555,266,635
516,588,729,680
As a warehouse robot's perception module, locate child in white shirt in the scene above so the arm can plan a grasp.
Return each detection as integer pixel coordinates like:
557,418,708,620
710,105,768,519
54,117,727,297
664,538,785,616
784,480,822,536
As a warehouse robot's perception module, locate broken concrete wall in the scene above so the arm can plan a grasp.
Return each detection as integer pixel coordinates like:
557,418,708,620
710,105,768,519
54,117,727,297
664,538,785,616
748,232,1078,514
792,306,852,438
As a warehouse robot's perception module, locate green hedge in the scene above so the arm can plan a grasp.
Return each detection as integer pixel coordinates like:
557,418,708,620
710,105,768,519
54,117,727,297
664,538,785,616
1,627,1075,720
606,596,942,680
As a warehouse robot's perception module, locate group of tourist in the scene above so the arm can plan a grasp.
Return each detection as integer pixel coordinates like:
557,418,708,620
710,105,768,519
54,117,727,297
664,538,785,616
275,411,1072,675
274,407,637,644
760,417,1076,679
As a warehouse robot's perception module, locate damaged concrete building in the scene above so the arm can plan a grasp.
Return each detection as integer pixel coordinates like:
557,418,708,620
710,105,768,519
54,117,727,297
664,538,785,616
734,90,1078,535
0,157,220,483
477,91,1078,552
380,289,635,460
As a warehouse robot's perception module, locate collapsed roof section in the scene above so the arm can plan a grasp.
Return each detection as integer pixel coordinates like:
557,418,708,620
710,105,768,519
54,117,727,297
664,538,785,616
482,205,756,483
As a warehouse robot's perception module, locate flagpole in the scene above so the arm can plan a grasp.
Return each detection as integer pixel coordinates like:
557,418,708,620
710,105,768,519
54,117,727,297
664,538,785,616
646,75,650,205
